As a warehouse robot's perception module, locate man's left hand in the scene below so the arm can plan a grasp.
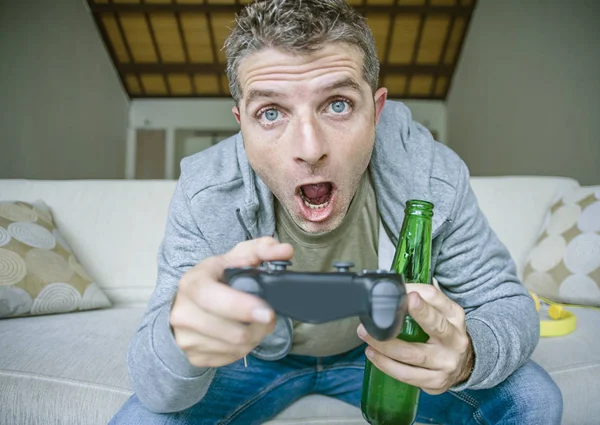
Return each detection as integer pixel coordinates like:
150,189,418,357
357,282,474,395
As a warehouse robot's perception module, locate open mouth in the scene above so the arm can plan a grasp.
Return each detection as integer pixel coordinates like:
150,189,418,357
295,182,336,223
299,182,333,209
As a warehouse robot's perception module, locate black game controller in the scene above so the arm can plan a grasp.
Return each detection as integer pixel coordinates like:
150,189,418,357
222,261,407,341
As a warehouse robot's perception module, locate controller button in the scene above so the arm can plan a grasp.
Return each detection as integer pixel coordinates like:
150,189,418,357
271,260,292,271
333,261,355,272
371,281,400,328
231,276,261,295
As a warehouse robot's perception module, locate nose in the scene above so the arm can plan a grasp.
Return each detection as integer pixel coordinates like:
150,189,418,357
293,114,328,166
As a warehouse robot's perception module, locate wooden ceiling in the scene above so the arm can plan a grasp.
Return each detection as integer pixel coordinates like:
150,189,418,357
87,0,477,99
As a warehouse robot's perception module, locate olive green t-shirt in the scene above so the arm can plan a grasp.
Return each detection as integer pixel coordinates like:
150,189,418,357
274,171,379,356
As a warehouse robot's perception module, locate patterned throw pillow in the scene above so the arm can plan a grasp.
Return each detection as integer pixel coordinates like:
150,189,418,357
523,186,600,307
0,201,111,318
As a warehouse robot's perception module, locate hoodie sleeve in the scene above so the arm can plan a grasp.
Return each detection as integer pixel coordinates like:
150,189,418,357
126,177,217,413
434,160,540,391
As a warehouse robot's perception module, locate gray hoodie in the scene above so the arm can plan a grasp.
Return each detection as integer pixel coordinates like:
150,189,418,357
127,100,540,413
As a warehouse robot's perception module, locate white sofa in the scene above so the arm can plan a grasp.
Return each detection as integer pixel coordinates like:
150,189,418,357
1,176,599,425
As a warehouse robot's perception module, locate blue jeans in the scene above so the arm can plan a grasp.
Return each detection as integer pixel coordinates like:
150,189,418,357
110,343,563,425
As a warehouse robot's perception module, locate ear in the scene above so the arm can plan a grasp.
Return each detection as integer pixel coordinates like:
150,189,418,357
373,87,388,125
232,105,241,124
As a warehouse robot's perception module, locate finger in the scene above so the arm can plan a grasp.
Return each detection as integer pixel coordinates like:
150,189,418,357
219,236,294,269
365,347,447,394
175,329,250,368
357,324,438,370
180,273,275,324
175,327,253,357
407,292,457,345
405,284,465,326
184,237,292,324
171,301,275,346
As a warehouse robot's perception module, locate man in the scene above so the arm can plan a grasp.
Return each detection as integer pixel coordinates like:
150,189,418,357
111,0,562,423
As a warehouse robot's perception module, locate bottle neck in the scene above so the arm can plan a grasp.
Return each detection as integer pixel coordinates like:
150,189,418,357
405,200,434,219
392,201,433,284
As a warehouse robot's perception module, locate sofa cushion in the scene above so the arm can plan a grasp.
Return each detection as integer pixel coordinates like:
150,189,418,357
0,200,111,318
2,295,598,425
468,176,580,278
0,306,144,425
0,179,178,307
523,186,600,306
531,307,600,425
0,304,418,425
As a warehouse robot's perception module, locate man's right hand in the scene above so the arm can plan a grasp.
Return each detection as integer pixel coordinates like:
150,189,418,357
169,237,294,368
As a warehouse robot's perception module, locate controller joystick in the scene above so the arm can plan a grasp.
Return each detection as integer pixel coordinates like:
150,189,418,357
271,260,292,271
222,261,407,341
333,261,355,272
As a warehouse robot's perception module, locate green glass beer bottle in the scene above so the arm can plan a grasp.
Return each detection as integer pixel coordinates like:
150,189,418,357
361,200,434,425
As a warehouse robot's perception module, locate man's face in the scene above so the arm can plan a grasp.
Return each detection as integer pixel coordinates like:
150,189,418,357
233,43,387,233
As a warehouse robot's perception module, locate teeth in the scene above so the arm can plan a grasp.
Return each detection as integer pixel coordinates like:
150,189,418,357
304,199,329,209
300,192,330,209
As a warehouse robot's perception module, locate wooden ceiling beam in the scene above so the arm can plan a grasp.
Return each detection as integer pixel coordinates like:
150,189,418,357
174,9,196,95
431,13,456,97
382,0,399,65
141,2,171,95
112,9,145,95
89,3,474,16
404,0,429,95
87,0,477,100
205,12,224,95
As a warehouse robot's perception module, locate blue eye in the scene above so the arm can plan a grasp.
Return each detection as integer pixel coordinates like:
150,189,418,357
330,101,347,113
264,109,279,121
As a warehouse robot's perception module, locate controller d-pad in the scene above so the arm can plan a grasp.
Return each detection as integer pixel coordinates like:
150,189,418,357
371,280,400,328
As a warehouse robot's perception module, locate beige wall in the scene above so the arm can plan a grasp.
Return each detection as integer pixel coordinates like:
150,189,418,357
447,0,600,185
401,100,447,145
0,0,129,179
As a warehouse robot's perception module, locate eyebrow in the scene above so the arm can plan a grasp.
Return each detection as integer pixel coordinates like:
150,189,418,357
323,78,362,94
243,77,363,110
244,89,285,110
